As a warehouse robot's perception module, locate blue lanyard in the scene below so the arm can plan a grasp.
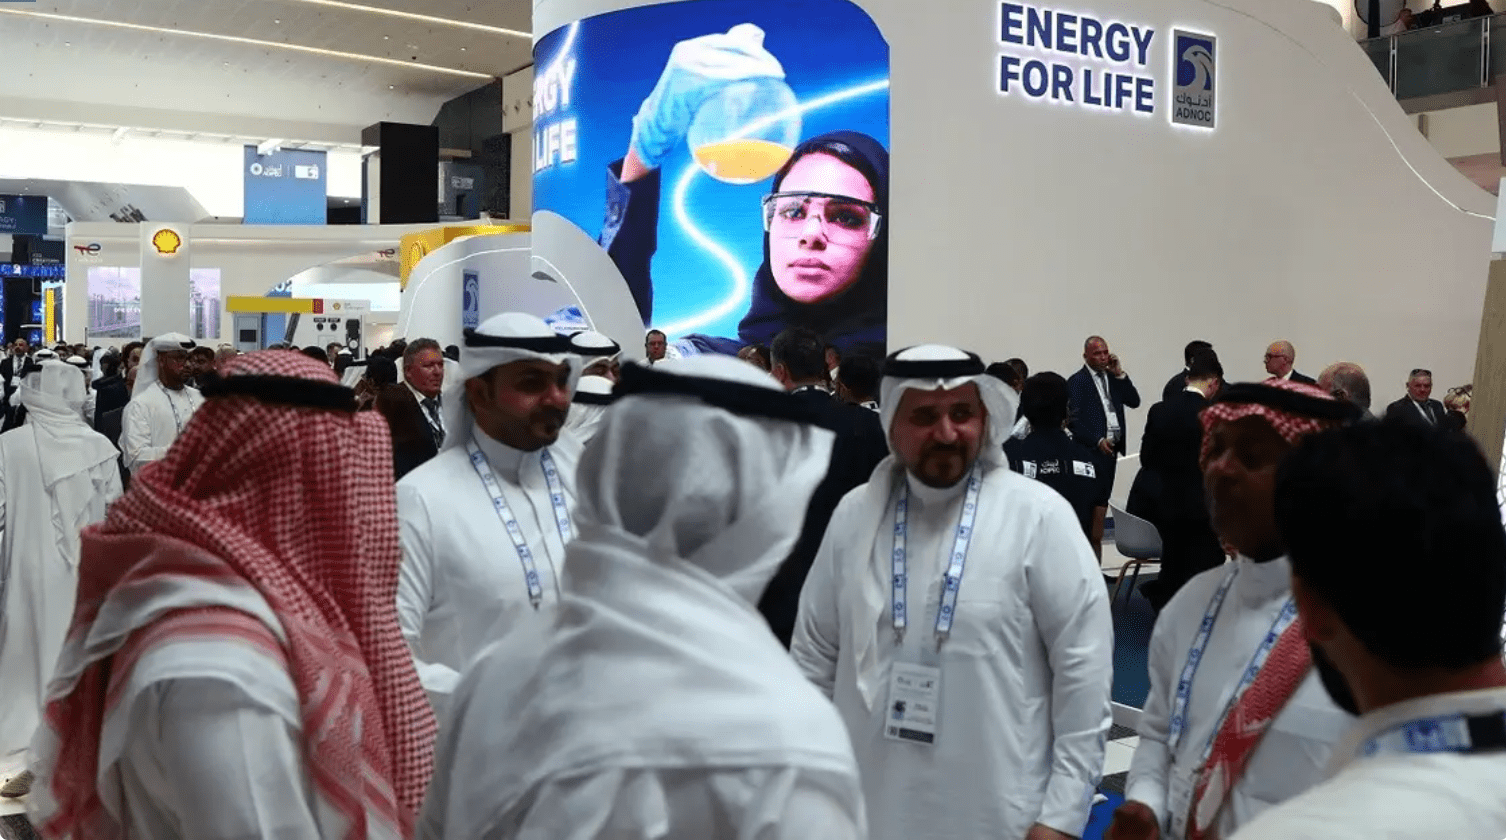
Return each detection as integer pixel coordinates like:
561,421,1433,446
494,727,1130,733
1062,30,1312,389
891,469,983,645
1167,566,1300,759
164,387,190,435
465,441,574,607
1362,711,1506,758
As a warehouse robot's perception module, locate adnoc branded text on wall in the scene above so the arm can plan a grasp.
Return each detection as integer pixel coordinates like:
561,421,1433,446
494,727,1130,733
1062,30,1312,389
998,3,1157,116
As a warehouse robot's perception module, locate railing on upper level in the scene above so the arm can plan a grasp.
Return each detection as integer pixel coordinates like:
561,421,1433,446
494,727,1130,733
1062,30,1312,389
1360,12,1504,111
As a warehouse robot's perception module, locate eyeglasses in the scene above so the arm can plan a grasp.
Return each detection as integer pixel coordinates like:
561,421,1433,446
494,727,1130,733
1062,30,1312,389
761,191,882,245
1410,368,1432,378
1263,352,1290,360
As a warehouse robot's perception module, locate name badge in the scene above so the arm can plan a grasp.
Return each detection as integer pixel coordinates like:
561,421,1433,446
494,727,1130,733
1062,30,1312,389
1073,460,1097,478
884,662,941,745
1022,461,1037,479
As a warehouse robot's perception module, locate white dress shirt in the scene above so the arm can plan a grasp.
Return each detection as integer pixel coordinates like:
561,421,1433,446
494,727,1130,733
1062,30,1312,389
396,424,580,707
120,381,203,473
1126,556,1354,838
792,465,1114,840
1230,686,1506,840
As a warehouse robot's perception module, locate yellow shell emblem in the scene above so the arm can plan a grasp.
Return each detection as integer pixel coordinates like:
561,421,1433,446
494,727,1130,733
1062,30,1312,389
409,242,427,264
152,229,183,255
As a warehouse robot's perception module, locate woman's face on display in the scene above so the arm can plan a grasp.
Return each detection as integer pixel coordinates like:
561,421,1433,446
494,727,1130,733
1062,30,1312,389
767,153,877,305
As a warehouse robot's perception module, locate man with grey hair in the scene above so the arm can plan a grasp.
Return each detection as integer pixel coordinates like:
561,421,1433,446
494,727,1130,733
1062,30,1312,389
1317,362,1374,418
1263,340,1315,385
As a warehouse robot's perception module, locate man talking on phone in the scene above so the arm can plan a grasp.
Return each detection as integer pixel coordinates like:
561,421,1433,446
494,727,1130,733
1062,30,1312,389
1068,335,1141,558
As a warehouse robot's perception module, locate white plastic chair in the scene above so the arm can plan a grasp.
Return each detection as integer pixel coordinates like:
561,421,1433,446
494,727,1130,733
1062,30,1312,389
1108,503,1162,605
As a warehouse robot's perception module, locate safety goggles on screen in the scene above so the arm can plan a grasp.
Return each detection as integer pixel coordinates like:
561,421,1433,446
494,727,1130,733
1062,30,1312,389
761,192,883,244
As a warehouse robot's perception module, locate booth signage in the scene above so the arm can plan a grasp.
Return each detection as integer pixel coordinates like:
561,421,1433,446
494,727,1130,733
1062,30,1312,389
533,34,580,174
996,3,1215,129
0,194,48,237
1171,30,1217,128
243,146,329,225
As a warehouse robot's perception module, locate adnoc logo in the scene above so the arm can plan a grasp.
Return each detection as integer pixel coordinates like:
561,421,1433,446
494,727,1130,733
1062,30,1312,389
1171,30,1216,129
151,228,183,255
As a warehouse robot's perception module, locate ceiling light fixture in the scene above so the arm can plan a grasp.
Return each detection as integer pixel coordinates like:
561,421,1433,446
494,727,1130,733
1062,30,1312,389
280,0,528,38
0,7,493,79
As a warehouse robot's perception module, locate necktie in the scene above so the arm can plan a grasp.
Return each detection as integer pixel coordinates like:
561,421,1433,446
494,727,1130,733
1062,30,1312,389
421,397,444,448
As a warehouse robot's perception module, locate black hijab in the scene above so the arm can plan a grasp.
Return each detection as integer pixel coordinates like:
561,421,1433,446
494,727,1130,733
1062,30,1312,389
736,130,889,358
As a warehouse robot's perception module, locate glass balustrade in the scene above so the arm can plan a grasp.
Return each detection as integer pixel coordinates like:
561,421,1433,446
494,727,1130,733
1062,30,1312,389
1361,12,1499,101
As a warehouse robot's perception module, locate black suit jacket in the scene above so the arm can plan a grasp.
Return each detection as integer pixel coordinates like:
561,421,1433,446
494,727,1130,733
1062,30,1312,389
92,374,130,428
1385,396,1446,427
1162,370,1189,403
758,387,889,647
1139,389,1212,524
376,385,440,481
1067,366,1141,456
1288,370,1316,386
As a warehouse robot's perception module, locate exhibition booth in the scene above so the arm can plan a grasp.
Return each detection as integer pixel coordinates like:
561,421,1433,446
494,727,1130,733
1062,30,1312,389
61,221,433,348
528,0,1495,496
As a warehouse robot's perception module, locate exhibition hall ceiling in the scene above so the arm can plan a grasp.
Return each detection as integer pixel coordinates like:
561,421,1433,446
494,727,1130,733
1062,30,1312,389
0,0,535,143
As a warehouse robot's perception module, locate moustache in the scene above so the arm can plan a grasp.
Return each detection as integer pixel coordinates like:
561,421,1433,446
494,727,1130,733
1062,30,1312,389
922,443,967,458
532,407,567,428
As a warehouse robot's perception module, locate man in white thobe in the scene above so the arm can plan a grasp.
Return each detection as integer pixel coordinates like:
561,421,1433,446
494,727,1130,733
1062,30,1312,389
397,313,585,710
120,334,202,474
792,344,1114,840
1111,381,1360,840
561,374,614,446
1231,421,1506,839
0,360,123,768
419,356,865,840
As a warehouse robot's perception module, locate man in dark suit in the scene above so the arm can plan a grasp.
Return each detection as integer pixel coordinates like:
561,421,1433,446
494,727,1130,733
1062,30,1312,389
91,351,130,429
1263,339,1316,385
1162,339,1212,402
757,327,888,647
1384,368,1446,427
1137,349,1226,611
1067,335,1142,557
375,339,447,480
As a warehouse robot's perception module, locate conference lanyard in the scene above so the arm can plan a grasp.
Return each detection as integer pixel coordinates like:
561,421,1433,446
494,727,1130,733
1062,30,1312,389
164,388,190,435
1167,566,1300,760
465,440,574,608
891,468,983,645
1361,711,1506,758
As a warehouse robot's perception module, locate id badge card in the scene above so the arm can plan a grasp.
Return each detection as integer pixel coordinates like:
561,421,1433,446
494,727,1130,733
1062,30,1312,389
884,662,941,745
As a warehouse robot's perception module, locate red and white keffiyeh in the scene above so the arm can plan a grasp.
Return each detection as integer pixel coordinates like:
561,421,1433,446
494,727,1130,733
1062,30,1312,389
33,351,435,840
1199,378,1348,469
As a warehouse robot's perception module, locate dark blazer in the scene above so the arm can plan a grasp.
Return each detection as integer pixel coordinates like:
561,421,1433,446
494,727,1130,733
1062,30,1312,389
92,374,130,428
1385,396,1446,427
1162,370,1189,403
1067,366,1142,456
1139,389,1213,523
758,386,889,647
1288,371,1317,386
376,385,440,481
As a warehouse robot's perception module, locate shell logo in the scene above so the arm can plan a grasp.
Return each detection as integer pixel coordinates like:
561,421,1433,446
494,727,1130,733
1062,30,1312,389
409,242,427,264
151,229,183,255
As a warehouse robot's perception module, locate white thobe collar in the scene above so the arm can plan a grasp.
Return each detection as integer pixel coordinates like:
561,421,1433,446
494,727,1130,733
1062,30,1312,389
1330,685,1506,773
904,469,971,511
1230,554,1293,610
469,422,537,484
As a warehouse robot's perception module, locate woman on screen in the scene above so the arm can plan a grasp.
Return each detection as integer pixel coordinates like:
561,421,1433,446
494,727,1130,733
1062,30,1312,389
598,26,888,359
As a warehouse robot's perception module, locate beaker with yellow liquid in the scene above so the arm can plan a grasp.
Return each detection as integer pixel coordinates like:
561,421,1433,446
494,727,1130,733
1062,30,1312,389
687,77,801,185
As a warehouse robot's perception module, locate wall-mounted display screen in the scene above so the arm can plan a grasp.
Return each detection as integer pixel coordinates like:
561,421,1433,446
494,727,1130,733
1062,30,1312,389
86,266,142,340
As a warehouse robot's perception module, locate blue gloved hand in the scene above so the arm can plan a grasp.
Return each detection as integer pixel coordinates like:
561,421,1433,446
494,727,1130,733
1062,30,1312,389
629,23,786,172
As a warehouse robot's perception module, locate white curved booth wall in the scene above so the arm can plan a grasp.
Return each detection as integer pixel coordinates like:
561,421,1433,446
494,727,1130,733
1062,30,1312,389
398,224,646,359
